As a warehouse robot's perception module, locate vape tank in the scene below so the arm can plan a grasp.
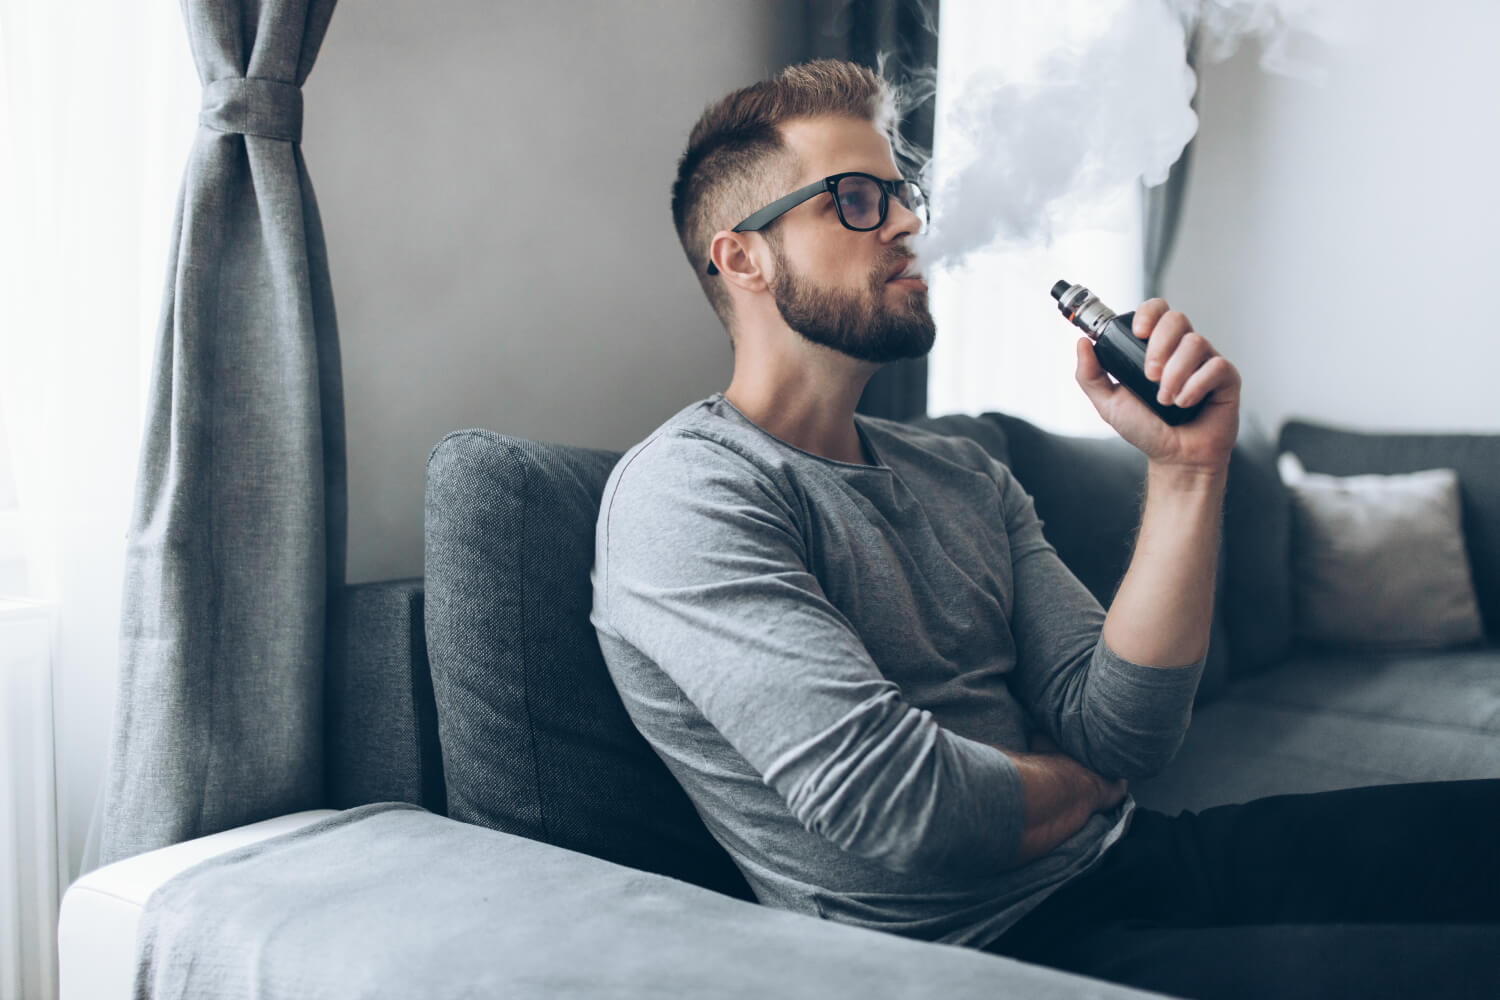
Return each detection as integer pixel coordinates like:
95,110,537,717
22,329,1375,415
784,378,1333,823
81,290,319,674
1050,280,1204,426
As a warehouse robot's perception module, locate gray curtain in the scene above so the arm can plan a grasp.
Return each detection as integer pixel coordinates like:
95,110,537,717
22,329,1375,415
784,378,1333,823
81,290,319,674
804,0,938,422
1141,26,1201,300
87,0,344,870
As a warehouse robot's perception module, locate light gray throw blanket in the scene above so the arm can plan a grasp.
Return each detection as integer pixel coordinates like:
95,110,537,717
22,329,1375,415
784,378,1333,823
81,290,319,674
133,803,1163,998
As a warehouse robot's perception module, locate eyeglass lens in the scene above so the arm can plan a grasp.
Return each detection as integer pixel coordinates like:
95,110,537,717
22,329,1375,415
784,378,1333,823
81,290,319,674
834,175,927,230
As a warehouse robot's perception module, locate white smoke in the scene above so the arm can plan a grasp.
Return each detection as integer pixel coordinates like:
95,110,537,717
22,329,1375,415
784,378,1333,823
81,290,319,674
910,0,1363,274
1183,0,1360,81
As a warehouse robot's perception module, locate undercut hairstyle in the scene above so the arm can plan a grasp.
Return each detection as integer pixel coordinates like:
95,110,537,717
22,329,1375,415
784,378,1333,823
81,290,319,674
671,60,896,333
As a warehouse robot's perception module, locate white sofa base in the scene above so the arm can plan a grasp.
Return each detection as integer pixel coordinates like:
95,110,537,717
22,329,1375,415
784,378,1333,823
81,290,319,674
57,810,340,1000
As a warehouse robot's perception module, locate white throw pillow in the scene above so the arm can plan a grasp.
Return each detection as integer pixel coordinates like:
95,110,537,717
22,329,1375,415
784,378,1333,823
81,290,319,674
1277,452,1484,649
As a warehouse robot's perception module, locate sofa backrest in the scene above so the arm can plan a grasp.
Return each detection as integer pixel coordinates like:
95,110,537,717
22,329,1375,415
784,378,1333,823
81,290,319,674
1219,416,1296,677
1280,420,1500,641
422,430,757,900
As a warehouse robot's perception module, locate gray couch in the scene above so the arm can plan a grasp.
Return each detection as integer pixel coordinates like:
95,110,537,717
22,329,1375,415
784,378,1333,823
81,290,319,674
333,410,1500,820
301,410,1499,992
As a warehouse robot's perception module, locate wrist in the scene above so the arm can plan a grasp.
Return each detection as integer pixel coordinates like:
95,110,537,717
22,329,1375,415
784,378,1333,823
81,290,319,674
1051,753,1116,810
1147,459,1228,495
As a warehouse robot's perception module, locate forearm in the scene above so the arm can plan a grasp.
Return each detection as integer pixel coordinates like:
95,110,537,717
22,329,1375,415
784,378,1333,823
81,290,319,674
1005,747,1126,868
1103,460,1227,669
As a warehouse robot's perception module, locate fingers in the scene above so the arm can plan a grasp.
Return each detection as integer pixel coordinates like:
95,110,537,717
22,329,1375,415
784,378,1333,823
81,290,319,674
1140,307,1194,381
1132,298,1170,342
1134,301,1231,407
1089,770,1129,811
1155,331,1216,406
1171,355,1240,408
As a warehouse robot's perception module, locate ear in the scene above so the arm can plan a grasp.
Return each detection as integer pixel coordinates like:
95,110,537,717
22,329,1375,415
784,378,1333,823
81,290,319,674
709,231,770,293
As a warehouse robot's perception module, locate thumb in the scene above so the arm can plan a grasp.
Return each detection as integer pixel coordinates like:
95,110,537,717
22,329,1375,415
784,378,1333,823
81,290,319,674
1074,336,1116,412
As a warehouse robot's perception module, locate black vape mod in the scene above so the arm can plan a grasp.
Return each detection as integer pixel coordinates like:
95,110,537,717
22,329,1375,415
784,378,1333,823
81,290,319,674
1050,279,1204,426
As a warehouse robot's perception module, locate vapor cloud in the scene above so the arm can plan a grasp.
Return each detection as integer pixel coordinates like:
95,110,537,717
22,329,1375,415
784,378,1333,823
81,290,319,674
910,0,1362,273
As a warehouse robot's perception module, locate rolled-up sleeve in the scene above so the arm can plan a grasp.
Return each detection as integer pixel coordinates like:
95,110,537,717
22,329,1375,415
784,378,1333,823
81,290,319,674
996,462,1203,780
596,434,1030,876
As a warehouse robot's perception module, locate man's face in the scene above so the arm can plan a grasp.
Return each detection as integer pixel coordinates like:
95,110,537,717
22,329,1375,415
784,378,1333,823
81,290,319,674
761,116,935,364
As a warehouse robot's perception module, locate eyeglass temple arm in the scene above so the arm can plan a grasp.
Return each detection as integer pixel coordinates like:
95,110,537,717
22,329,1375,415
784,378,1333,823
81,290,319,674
705,178,832,276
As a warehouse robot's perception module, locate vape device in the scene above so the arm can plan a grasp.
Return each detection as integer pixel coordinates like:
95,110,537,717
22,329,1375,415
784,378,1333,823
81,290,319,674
1050,279,1205,426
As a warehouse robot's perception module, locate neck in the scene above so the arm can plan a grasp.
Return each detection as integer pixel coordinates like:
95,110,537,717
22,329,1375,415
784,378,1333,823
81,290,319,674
723,352,878,466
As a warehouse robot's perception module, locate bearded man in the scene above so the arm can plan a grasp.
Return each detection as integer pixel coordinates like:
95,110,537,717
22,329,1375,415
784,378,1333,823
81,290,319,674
588,59,1500,1000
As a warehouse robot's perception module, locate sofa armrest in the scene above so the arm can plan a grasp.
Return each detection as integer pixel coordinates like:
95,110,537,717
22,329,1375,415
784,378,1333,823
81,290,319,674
58,810,340,1000
327,579,446,813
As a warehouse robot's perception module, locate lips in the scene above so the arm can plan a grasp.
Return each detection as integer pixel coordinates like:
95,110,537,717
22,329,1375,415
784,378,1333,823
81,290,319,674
886,258,922,282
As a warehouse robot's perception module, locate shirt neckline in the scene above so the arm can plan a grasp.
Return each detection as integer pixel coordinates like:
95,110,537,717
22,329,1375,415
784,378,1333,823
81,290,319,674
710,393,892,473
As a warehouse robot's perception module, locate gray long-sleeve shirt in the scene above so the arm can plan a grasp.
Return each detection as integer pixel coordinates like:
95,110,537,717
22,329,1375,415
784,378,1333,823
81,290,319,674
590,393,1204,948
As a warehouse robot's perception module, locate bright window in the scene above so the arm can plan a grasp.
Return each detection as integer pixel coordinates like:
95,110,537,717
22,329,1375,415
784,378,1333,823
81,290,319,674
926,1,1146,435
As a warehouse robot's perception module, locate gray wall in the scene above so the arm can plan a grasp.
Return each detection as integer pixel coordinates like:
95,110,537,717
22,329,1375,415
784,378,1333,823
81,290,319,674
1164,0,1500,436
307,2,804,585
314,0,1500,588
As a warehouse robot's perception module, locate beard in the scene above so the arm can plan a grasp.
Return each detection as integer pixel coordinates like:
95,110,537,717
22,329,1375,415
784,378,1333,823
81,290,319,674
768,245,937,365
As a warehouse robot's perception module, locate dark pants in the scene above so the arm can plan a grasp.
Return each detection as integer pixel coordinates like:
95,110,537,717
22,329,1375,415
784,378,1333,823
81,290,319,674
984,780,1500,999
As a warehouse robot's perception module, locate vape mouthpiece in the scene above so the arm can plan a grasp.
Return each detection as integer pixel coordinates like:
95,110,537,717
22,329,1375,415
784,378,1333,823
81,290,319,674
1050,278,1115,341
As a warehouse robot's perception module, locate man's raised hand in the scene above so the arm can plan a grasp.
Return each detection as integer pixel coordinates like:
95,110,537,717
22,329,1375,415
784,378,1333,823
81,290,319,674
1073,298,1242,476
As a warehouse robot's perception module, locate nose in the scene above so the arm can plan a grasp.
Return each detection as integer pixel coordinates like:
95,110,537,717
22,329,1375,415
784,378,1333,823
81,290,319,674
881,196,923,242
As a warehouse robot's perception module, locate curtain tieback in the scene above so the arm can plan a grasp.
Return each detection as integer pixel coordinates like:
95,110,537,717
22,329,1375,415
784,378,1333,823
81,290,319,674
199,77,303,143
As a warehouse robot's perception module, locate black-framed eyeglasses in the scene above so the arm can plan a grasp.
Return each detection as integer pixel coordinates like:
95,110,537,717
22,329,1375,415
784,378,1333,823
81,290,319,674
705,171,927,275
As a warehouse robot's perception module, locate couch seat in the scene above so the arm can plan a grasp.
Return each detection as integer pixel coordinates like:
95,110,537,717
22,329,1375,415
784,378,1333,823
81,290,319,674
1130,643,1500,815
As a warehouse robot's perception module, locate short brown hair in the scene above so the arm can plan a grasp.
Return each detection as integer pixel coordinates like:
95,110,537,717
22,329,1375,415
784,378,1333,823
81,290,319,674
671,60,896,331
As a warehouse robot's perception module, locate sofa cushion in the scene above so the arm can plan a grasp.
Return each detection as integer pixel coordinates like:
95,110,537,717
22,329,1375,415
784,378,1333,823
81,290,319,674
423,430,754,900
1277,457,1484,650
1280,420,1500,641
984,413,1233,703
1130,644,1500,815
1232,643,1500,731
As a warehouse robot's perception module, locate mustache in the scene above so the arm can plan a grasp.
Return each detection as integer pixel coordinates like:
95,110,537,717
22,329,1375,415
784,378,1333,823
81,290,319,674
876,249,921,282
